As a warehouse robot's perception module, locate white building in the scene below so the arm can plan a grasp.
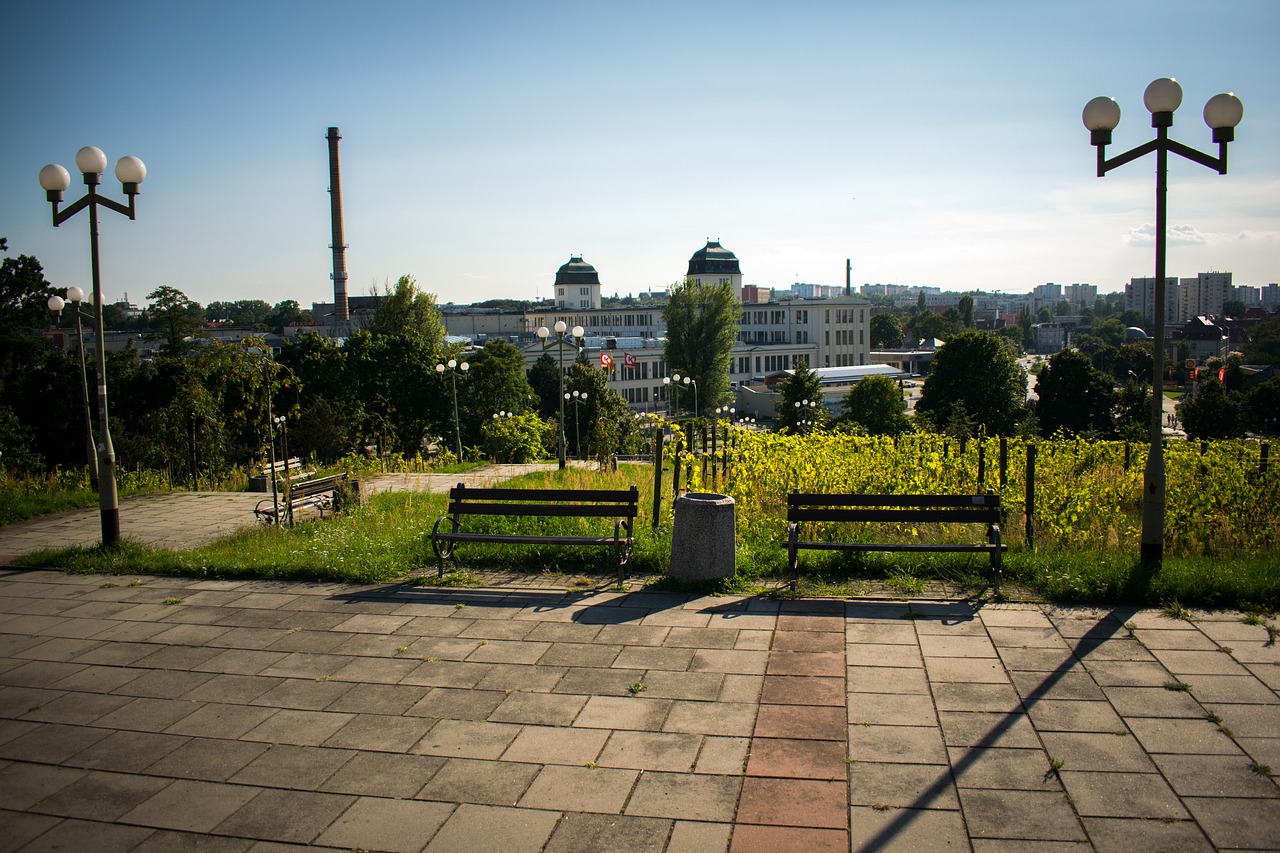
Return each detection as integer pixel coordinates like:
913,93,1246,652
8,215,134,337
1126,277,1180,325
554,256,602,310
1063,283,1097,307
1179,271,1232,321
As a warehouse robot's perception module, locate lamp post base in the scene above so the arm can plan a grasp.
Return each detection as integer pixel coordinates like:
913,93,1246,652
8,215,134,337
100,507,120,547
1139,542,1162,568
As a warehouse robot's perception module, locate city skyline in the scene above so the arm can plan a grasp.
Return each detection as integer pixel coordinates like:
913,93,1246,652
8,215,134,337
4,0,1277,310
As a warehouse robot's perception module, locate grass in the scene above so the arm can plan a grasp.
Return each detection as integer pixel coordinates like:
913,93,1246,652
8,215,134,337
10,464,1280,610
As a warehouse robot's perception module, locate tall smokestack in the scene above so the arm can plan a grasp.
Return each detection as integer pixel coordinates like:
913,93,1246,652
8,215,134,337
845,258,851,296
326,127,349,323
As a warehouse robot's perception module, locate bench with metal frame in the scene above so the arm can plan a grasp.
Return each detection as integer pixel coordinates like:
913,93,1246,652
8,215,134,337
429,483,639,580
254,473,348,525
786,490,1005,588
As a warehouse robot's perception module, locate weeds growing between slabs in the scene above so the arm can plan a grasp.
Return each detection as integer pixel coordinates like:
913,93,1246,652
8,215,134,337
16,448,1280,610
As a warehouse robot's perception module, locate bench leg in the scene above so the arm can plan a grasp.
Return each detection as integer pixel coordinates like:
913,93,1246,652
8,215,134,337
787,523,800,590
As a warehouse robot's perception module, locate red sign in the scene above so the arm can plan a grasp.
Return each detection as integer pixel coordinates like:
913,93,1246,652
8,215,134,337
623,352,637,367
600,353,613,369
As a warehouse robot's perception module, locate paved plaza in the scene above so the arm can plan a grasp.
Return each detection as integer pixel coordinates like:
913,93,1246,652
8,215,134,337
0,476,1277,850
0,568,1277,851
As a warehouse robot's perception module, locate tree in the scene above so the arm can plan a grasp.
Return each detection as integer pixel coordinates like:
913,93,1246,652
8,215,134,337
0,241,58,336
1243,312,1280,364
1033,349,1117,437
916,331,1027,435
870,313,904,349
367,275,446,348
458,339,537,448
146,286,205,355
1178,378,1245,439
1037,307,1053,323
265,299,310,333
1221,299,1247,318
564,359,641,460
1091,318,1127,349
481,412,547,463
662,278,739,415
1244,377,1280,434
993,325,1025,356
774,360,825,433
206,300,272,327
838,374,910,436
527,352,562,420
957,294,975,329
1017,305,1034,350
1111,342,1153,383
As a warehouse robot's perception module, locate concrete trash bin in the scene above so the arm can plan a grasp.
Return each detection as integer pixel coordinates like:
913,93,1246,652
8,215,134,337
670,492,736,582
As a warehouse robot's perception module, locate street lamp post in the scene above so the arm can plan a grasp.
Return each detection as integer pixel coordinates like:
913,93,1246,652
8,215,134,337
46,287,99,489
537,321,584,470
566,390,588,458
435,358,469,460
273,415,293,526
39,146,146,546
683,376,698,418
1083,77,1242,567
664,374,681,418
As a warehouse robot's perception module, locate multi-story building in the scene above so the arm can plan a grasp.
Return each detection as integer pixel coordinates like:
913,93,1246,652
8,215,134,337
1063,283,1097,307
1234,285,1262,308
1125,277,1180,325
1262,284,1280,308
1179,271,1232,321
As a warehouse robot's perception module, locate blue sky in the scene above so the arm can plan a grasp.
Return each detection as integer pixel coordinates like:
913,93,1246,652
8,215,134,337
4,0,1277,310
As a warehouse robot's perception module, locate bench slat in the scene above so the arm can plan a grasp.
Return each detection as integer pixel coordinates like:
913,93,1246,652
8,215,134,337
447,503,638,519
790,508,1000,524
789,493,999,509
795,541,1002,553
449,486,638,504
433,532,621,547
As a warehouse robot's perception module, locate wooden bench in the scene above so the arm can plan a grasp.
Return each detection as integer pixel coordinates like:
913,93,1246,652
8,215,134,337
249,458,313,493
787,490,1005,588
254,474,348,525
429,484,639,580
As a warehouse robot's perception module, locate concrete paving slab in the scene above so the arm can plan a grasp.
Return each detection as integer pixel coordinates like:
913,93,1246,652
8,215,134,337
2,561,1280,849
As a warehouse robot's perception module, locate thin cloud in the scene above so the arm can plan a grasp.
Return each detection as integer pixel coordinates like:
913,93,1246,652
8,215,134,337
1125,223,1207,247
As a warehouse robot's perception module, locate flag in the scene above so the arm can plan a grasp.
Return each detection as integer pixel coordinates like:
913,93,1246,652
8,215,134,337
600,353,613,369
623,352,637,367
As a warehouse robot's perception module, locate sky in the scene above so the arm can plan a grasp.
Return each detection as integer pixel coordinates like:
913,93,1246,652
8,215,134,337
3,0,1277,312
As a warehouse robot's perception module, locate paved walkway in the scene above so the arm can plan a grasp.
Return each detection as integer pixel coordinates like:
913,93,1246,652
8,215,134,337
0,569,1277,851
0,465,558,565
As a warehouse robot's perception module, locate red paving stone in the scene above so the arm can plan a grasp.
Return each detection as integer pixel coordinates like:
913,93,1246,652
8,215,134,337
759,675,845,706
765,651,845,677
745,737,848,780
754,703,847,740
736,777,849,829
729,823,850,853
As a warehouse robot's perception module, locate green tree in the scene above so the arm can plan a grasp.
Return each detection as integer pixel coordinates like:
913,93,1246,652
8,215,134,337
0,241,58,336
909,311,958,344
146,286,205,355
564,359,641,460
1244,377,1280,434
1018,305,1034,350
838,374,909,436
367,275,446,348
1177,378,1245,439
993,325,1025,356
265,299,310,333
870,313,904,349
774,360,825,433
1221,299,1247,318
662,278,738,415
206,299,272,327
458,339,537,448
957,294,975,329
1111,342,1153,383
916,331,1027,435
527,352,563,420
1033,349,1117,437
1243,313,1280,364
481,412,547,463
1091,318,1127,349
